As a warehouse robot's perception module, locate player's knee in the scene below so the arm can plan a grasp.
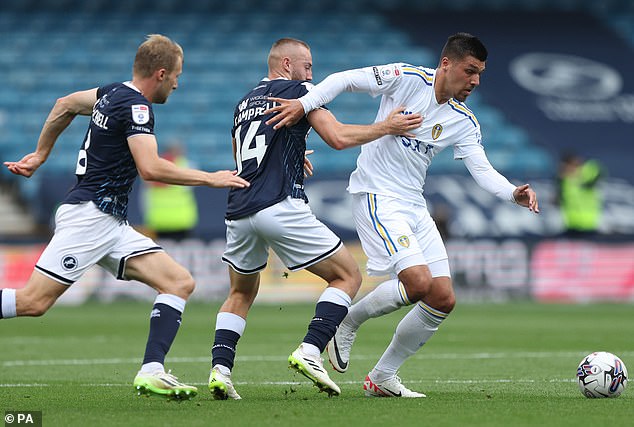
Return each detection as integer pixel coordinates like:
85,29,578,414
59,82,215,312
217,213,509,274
350,267,362,291
340,264,362,298
171,271,195,299
23,299,52,317
437,293,456,314
401,272,433,302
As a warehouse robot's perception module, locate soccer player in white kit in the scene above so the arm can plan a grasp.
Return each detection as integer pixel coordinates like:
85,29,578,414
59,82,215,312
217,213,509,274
266,33,539,397
0,35,249,400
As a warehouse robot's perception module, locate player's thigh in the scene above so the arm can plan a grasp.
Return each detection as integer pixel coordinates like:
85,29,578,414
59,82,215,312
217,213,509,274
36,203,120,285
222,216,269,274
255,197,342,272
413,209,449,267
124,251,193,297
306,245,361,294
352,193,426,276
16,270,70,316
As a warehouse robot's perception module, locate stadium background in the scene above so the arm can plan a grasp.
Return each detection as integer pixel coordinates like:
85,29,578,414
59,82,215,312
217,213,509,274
0,0,632,304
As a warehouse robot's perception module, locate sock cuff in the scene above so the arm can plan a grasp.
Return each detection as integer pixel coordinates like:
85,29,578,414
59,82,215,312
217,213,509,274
216,311,246,336
396,280,412,305
317,287,352,308
154,294,186,313
417,301,448,325
1,289,17,318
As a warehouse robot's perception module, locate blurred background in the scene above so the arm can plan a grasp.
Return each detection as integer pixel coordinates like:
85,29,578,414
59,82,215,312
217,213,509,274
0,0,632,304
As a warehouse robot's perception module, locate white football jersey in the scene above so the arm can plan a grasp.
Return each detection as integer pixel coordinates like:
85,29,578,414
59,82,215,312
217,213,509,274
344,63,485,206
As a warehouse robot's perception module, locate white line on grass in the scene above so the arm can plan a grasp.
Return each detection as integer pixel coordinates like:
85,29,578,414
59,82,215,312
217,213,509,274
4,351,633,367
0,378,578,388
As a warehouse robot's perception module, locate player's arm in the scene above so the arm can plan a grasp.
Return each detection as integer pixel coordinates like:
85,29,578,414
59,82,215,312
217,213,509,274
308,106,422,150
265,67,388,129
463,151,539,213
129,134,249,189
4,88,98,177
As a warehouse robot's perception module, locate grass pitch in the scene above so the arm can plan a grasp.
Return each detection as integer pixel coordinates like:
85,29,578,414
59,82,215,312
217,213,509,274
1,301,632,426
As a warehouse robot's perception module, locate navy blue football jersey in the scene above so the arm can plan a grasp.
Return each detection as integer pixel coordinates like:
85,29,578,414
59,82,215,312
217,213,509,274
63,82,154,220
225,78,314,220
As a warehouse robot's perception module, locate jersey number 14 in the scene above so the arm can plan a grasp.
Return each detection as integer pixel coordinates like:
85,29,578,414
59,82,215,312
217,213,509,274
235,121,267,174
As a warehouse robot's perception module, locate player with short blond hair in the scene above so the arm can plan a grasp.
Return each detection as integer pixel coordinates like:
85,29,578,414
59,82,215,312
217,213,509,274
0,34,249,400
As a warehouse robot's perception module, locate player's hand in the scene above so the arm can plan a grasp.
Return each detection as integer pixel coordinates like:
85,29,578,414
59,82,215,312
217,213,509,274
264,97,305,129
384,106,423,137
304,149,314,178
208,170,250,189
3,152,45,178
513,184,539,213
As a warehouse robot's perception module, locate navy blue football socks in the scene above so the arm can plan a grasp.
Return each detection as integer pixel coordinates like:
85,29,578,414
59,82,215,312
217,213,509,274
142,303,182,365
303,301,348,352
212,329,241,370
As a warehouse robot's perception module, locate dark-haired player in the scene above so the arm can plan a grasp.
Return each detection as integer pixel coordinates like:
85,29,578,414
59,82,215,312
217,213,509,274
266,33,539,397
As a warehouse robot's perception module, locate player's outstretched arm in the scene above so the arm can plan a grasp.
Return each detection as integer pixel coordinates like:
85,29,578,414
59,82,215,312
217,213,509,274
307,106,422,150
130,134,249,189
206,170,250,188
513,184,539,213
464,151,539,214
4,88,97,177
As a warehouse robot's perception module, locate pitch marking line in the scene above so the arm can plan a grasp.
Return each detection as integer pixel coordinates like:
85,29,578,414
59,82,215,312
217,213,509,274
0,378,578,388
3,351,633,367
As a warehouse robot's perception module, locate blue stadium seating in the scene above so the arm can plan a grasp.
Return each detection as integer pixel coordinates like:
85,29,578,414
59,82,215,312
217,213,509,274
1,0,631,208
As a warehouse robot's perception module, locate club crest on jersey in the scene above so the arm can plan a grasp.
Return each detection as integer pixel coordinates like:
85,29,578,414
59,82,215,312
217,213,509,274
398,235,410,248
131,104,150,125
61,255,78,271
432,124,443,140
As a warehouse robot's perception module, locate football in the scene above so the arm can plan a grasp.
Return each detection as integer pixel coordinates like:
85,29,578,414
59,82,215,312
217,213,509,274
577,351,628,398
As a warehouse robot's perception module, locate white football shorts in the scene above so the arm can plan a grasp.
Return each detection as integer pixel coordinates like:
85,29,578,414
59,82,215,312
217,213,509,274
222,196,343,273
36,202,163,285
352,193,450,278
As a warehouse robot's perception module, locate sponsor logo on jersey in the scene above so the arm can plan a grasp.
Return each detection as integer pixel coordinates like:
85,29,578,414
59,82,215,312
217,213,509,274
131,104,150,125
432,124,443,140
398,235,410,248
61,255,78,271
373,67,383,85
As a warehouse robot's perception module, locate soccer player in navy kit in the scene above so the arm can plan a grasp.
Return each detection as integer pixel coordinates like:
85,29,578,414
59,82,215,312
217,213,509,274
207,38,422,399
1,34,249,400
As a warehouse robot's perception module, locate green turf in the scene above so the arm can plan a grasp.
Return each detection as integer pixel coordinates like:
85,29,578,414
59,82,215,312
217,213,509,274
1,301,632,426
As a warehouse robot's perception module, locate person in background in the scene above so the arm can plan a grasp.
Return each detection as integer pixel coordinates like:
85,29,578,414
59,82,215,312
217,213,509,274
557,153,603,238
144,143,199,241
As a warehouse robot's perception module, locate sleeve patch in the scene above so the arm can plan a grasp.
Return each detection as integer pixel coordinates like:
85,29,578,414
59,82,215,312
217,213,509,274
131,104,150,125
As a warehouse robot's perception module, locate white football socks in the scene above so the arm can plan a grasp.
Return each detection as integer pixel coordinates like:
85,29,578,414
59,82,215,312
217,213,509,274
0,289,17,319
371,301,447,381
346,279,411,329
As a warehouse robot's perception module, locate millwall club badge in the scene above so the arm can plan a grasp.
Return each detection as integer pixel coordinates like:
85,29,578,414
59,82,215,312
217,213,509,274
432,123,443,140
131,104,150,125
